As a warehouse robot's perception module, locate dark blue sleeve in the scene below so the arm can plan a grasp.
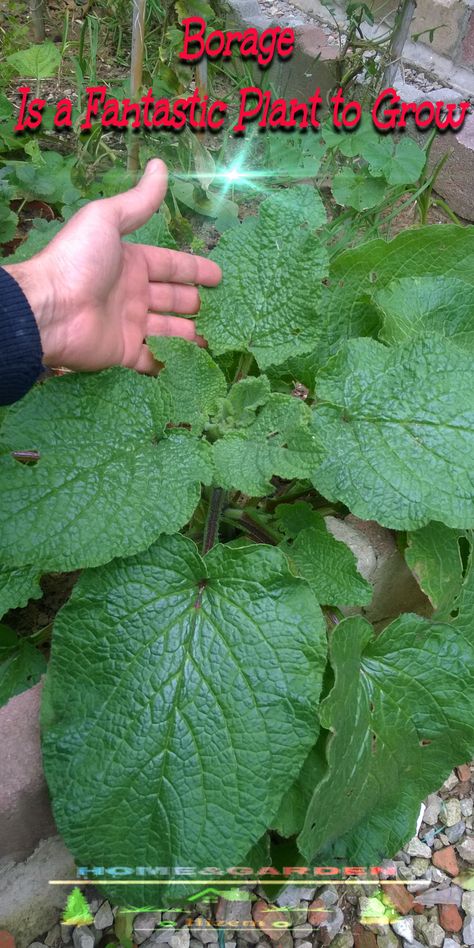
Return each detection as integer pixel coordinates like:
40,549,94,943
0,267,44,406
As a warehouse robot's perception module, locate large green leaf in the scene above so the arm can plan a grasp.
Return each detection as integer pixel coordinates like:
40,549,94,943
0,624,47,707
41,535,326,906
451,537,474,637
0,369,213,571
197,187,329,369
310,335,474,530
332,168,386,211
213,394,316,496
147,336,227,433
323,226,474,362
272,740,326,838
405,522,464,616
298,613,474,863
375,276,474,352
277,502,372,606
6,41,61,79
0,565,42,618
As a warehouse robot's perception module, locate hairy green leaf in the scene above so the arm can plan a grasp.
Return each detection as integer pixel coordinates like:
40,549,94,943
0,369,213,571
218,376,271,428
375,276,474,352
147,336,227,432
277,502,372,606
41,534,326,906
272,741,326,838
310,336,474,530
325,226,474,359
0,624,47,707
197,188,329,369
213,394,317,495
298,613,474,863
0,565,42,618
405,522,464,616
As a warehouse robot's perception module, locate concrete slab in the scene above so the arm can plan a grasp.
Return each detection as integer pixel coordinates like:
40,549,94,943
0,837,76,948
0,681,56,862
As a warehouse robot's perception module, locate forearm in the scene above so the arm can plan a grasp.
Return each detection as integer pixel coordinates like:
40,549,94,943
0,265,45,406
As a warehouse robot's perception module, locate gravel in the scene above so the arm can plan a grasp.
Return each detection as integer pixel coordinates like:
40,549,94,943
18,757,474,948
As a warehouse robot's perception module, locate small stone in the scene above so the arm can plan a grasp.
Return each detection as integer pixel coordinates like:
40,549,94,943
422,829,436,847
409,857,430,877
319,887,339,907
457,836,474,863
60,926,73,945
439,903,463,932
308,898,330,927
418,886,462,906
457,763,472,782
406,880,431,894
420,920,444,945
331,935,354,948
170,931,190,948
294,942,312,948
190,919,218,945
143,931,177,947
444,940,462,948
381,883,414,914
376,933,399,948
432,846,459,876
402,941,424,948
216,899,253,926
275,887,317,907
94,900,114,930
252,901,288,941
406,837,432,858
443,772,459,791
44,925,62,948
319,905,344,944
353,924,377,948
26,944,47,948
441,800,463,827
430,866,449,883
72,929,94,948
464,914,474,945
445,821,466,844
134,915,162,945
462,799,474,817
432,839,444,851
390,917,414,941
423,794,442,826
291,925,312,940
464,891,474,913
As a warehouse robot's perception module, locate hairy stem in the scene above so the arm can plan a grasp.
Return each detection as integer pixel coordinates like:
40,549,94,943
202,487,227,555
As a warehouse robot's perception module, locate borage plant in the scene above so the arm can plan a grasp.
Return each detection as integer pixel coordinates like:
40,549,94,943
1,185,474,906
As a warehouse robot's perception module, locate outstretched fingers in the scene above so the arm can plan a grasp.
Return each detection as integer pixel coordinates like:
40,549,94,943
146,313,206,346
141,244,222,287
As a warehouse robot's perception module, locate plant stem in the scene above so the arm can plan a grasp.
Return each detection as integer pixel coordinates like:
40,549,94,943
202,487,227,555
232,352,254,384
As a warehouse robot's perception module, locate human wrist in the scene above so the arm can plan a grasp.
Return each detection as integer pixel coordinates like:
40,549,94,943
3,256,63,366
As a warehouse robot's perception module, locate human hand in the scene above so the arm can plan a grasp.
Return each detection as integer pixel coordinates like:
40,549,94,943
4,159,222,374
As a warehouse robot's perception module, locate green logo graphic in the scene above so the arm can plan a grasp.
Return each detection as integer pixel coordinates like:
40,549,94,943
62,886,94,926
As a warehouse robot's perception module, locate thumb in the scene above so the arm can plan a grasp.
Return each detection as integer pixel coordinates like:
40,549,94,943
106,158,168,235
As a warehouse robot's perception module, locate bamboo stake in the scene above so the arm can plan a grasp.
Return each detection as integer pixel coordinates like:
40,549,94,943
30,0,45,42
127,0,146,174
381,0,417,89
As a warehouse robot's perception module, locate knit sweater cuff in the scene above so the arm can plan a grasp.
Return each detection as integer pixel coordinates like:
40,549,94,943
0,266,44,406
